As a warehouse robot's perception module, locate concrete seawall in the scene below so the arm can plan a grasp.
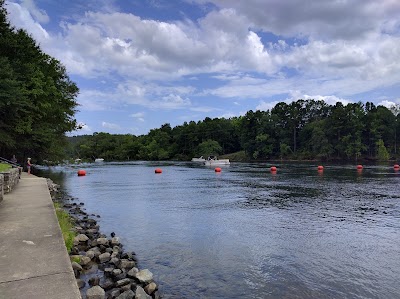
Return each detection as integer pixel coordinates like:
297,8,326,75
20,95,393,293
0,167,20,202
0,173,81,299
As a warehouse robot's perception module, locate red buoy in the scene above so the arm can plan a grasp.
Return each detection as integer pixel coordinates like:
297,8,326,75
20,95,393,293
155,168,162,174
215,167,222,172
394,164,400,169
317,165,324,171
270,166,277,172
77,169,86,176
357,165,363,170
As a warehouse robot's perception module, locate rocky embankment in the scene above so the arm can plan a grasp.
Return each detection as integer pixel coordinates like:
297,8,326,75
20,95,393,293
47,179,161,299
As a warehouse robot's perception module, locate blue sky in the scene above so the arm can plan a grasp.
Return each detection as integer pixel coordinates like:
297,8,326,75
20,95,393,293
5,0,400,135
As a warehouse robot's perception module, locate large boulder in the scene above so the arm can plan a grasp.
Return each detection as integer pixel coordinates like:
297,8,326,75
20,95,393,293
135,286,151,299
86,285,105,299
135,269,153,283
75,234,89,242
98,252,111,263
116,290,135,299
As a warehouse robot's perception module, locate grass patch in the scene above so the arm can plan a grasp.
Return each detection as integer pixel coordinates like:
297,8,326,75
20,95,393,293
54,202,76,253
0,163,11,172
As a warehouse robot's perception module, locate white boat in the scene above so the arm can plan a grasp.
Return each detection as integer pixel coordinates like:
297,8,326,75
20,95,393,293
191,156,206,162
94,158,104,162
203,156,230,166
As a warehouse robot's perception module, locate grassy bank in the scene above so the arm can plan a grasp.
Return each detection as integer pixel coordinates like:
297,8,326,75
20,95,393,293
54,202,76,253
0,163,11,172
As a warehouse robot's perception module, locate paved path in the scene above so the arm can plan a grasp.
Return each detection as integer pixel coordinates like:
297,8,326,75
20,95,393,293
0,173,81,299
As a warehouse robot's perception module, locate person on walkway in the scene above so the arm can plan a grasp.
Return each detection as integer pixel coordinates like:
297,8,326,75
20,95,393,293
11,155,17,164
27,157,32,175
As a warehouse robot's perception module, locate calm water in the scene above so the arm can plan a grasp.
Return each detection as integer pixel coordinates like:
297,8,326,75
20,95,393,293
39,162,400,299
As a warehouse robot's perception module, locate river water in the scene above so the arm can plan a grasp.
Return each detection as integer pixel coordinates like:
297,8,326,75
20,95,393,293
39,162,400,299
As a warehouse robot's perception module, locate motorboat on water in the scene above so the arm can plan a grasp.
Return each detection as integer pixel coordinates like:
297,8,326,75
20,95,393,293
94,158,104,162
191,156,206,162
203,156,230,166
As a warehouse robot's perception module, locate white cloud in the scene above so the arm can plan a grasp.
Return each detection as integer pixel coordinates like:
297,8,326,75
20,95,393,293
6,1,49,42
377,99,400,109
101,121,120,130
130,112,145,122
6,0,400,125
20,0,49,23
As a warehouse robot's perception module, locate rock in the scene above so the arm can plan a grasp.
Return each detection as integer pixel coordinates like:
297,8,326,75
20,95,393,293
86,250,95,260
89,247,102,257
104,267,114,276
111,237,121,246
135,269,153,283
120,259,135,269
135,286,151,299
144,282,157,295
76,278,85,289
110,257,120,266
99,252,111,263
97,237,109,246
115,278,131,287
75,234,89,242
80,256,91,266
121,284,132,291
109,288,121,298
71,261,82,272
116,290,135,299
127,268,139,278
89,276,101,286
112,269,122,277
86,285,105,299
100,278,114,290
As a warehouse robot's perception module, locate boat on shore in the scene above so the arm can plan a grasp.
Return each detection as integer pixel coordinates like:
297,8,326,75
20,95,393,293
204,156,230,166
94,158,104,162
191,156,206,162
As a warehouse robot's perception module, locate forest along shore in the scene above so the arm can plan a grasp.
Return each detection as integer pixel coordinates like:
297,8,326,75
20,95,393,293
47,179,161,299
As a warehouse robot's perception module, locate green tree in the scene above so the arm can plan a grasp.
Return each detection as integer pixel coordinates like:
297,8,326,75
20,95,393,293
376,139,390,161
196,139,222,157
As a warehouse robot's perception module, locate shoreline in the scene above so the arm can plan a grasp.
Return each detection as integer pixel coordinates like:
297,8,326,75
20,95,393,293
47,178,161,299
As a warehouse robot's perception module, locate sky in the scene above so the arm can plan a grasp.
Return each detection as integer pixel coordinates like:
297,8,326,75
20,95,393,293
5,0,400,136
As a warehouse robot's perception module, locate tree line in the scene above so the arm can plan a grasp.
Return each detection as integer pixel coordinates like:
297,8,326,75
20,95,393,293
68,99,400,162
0,0,79,165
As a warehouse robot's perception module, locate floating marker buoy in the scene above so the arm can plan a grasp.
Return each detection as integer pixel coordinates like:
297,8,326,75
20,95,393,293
317,165,324,171
357,165,363,170
394,164,400,169
270,166,277,172
215,167,222,172
77,169,86,176
155,168,162,174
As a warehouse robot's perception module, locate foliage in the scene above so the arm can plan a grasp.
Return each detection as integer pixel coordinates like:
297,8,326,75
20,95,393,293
0,1,79,163
376,139,390,161
54,202,76,253
0,163,11,172
67,99,399,162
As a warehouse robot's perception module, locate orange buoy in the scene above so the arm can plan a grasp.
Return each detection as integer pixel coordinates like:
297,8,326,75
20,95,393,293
357,165,363,170
270,166,277,172
77,169,86,176
394,164,400,169
215,167,222,172
317,165,324,171
155,168,162,174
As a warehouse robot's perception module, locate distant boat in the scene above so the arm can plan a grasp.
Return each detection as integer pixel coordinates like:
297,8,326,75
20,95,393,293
204,156,230,166
191,156,206,162
94,158,104,162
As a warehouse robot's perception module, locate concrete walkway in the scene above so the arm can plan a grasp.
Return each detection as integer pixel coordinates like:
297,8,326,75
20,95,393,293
0,173,81,299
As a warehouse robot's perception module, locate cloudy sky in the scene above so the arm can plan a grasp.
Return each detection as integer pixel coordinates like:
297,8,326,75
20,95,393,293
5,0,400,135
